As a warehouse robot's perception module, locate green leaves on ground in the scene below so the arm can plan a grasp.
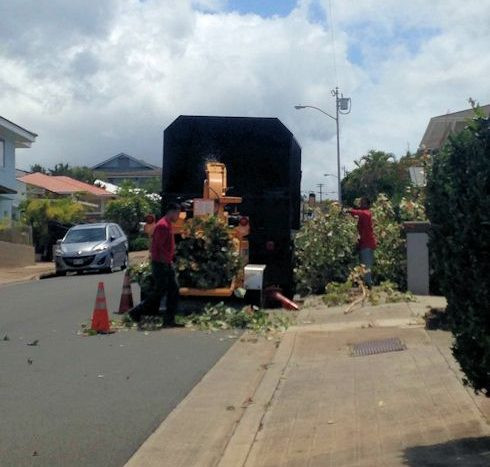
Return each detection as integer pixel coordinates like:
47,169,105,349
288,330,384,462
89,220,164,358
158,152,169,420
182,302,290,334
176,215,241,289
323,269,414,308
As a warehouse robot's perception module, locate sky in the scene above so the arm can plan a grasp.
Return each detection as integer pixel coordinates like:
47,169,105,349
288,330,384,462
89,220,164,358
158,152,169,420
1,0,489,197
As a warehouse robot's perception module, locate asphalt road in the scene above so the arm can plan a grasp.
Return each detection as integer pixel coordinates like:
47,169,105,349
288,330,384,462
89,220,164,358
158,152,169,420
0,271,237,467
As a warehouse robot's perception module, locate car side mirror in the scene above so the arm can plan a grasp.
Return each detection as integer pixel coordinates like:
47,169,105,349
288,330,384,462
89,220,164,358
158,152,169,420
110,236,116,242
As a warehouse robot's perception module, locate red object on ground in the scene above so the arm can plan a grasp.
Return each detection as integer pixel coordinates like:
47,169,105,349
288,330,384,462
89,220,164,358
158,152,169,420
117,271,134,314
266,287,299,311
91,282,111,333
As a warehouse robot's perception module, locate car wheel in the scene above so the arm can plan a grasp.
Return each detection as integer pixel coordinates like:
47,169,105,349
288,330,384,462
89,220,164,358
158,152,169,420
121,252,129,270
105,255,115,274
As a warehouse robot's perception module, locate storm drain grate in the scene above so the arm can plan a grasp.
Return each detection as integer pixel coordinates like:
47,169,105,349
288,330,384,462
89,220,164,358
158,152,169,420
351,337,406,357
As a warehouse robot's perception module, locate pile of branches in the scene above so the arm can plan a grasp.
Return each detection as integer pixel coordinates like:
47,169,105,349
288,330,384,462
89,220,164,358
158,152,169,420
323,266,414,313
176,216,242,289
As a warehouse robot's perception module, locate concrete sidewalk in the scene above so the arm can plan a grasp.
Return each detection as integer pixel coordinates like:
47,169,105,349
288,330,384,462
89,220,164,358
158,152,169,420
0,250,149,286
126,297,490,467
0,261,54,285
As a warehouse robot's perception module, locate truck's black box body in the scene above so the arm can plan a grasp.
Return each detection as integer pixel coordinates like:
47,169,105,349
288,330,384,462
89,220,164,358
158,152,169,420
162,115,302,294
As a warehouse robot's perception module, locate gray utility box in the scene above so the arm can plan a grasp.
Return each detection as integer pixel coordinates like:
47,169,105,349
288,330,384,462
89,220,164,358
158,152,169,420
404,221,430,295
244,264,267,307
244,264,267,290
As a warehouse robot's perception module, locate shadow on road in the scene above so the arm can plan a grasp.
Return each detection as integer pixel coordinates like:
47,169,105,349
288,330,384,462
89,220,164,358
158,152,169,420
402,436,490,466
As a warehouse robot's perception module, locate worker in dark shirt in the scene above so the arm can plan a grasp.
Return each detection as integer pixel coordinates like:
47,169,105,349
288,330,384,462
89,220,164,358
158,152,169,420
348,197,377,286
129,203,181,326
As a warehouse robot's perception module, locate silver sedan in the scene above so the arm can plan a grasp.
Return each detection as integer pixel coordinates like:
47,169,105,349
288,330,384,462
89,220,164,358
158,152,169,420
54,223,128,275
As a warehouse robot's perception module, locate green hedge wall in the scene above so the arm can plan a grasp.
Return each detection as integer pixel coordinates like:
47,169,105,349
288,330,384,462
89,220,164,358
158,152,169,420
426,114,490,395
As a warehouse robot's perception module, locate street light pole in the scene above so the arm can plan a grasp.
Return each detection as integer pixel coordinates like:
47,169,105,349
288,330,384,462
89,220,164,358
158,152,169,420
295,88,351,204
334,87,342,204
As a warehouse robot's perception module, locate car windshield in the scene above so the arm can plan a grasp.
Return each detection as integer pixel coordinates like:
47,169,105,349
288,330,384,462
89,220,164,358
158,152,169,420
64,227,107,244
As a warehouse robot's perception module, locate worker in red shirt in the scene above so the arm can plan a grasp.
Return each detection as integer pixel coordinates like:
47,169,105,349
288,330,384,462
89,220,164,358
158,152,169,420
348,197,377,286
129,203,181,326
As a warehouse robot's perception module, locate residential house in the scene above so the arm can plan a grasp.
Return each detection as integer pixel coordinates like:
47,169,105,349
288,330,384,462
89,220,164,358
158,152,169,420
91,153,161,186
18,172,116,220
0,116,37,220
420,104,490,151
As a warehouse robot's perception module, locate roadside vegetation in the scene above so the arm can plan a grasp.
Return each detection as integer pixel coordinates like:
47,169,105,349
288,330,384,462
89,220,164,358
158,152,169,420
104,181,161,251
20,198,86,256
426,108,490,395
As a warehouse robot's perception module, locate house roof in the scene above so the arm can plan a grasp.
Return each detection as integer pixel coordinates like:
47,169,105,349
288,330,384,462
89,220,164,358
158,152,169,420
0,184,17,194
420,104,490,150
18,172,115,197
102,169,162,178
91,153,160,171
0,116,37,148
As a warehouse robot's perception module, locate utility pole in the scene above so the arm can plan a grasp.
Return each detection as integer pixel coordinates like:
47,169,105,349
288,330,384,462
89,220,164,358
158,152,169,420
295,90,351,204
316,183,324,202
333,87,341,204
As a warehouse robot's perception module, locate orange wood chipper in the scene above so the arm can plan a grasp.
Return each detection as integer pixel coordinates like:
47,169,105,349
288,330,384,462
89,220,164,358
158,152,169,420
172,162,251,298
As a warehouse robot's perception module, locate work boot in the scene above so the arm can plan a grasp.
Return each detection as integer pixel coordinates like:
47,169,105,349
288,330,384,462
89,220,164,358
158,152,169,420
128,307,141,323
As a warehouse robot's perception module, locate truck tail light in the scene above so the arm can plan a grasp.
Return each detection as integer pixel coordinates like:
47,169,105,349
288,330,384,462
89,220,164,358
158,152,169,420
266,241,275,252
239,217,249,226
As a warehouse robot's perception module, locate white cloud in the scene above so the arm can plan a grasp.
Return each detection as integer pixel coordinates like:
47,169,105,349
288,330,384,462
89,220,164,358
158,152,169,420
1,0,489,197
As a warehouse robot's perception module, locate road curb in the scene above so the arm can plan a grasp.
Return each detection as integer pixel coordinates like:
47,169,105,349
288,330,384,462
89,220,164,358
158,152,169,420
217,331,297,467
124,332,279,467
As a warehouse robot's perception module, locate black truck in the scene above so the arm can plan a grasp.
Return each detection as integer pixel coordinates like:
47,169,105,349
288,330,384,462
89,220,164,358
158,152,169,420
162,115,302,296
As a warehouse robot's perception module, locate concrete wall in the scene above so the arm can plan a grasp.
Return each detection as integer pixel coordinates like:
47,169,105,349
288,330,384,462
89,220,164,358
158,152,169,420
0,136,17,219
0,240,35,267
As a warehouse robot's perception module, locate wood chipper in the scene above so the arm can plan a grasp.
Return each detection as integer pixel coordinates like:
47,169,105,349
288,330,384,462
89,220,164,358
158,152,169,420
172,161,251,298
162,115,302,308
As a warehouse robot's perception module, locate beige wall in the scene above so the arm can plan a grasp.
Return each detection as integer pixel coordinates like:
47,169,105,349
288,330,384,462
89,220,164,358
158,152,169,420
0,241,35,267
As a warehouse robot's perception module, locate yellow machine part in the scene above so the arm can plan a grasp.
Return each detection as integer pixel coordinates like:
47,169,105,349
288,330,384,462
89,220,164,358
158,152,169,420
177,161,248,297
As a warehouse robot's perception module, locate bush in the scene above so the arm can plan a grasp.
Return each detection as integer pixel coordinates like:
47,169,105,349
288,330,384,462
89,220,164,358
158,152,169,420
426,113,490,395
129,236,149,251
105,182,160,237
294,203,358,295
176,215,241,289
20,198,85,252
371,194,405,288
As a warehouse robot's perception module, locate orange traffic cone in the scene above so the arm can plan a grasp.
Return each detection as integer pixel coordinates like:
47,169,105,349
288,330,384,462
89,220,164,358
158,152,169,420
265,286,300,311
117,271,134,314
91,282,111,333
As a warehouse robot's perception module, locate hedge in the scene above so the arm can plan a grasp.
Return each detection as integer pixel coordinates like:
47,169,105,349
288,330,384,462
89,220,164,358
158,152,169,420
426,113,490,395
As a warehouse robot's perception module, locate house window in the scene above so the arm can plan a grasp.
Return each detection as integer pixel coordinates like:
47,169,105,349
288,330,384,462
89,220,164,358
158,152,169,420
0,139,4,167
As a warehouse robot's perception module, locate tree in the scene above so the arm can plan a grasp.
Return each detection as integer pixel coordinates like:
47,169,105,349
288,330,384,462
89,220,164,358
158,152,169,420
294,203,358,295
104,182,154,238
30,164,47,174
371,194,405,288
426,112,490,395
20,198,85,253
49,163,71,176
47,163,96,183
141,176,162,194
341,150,410,206
68,166,96,184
